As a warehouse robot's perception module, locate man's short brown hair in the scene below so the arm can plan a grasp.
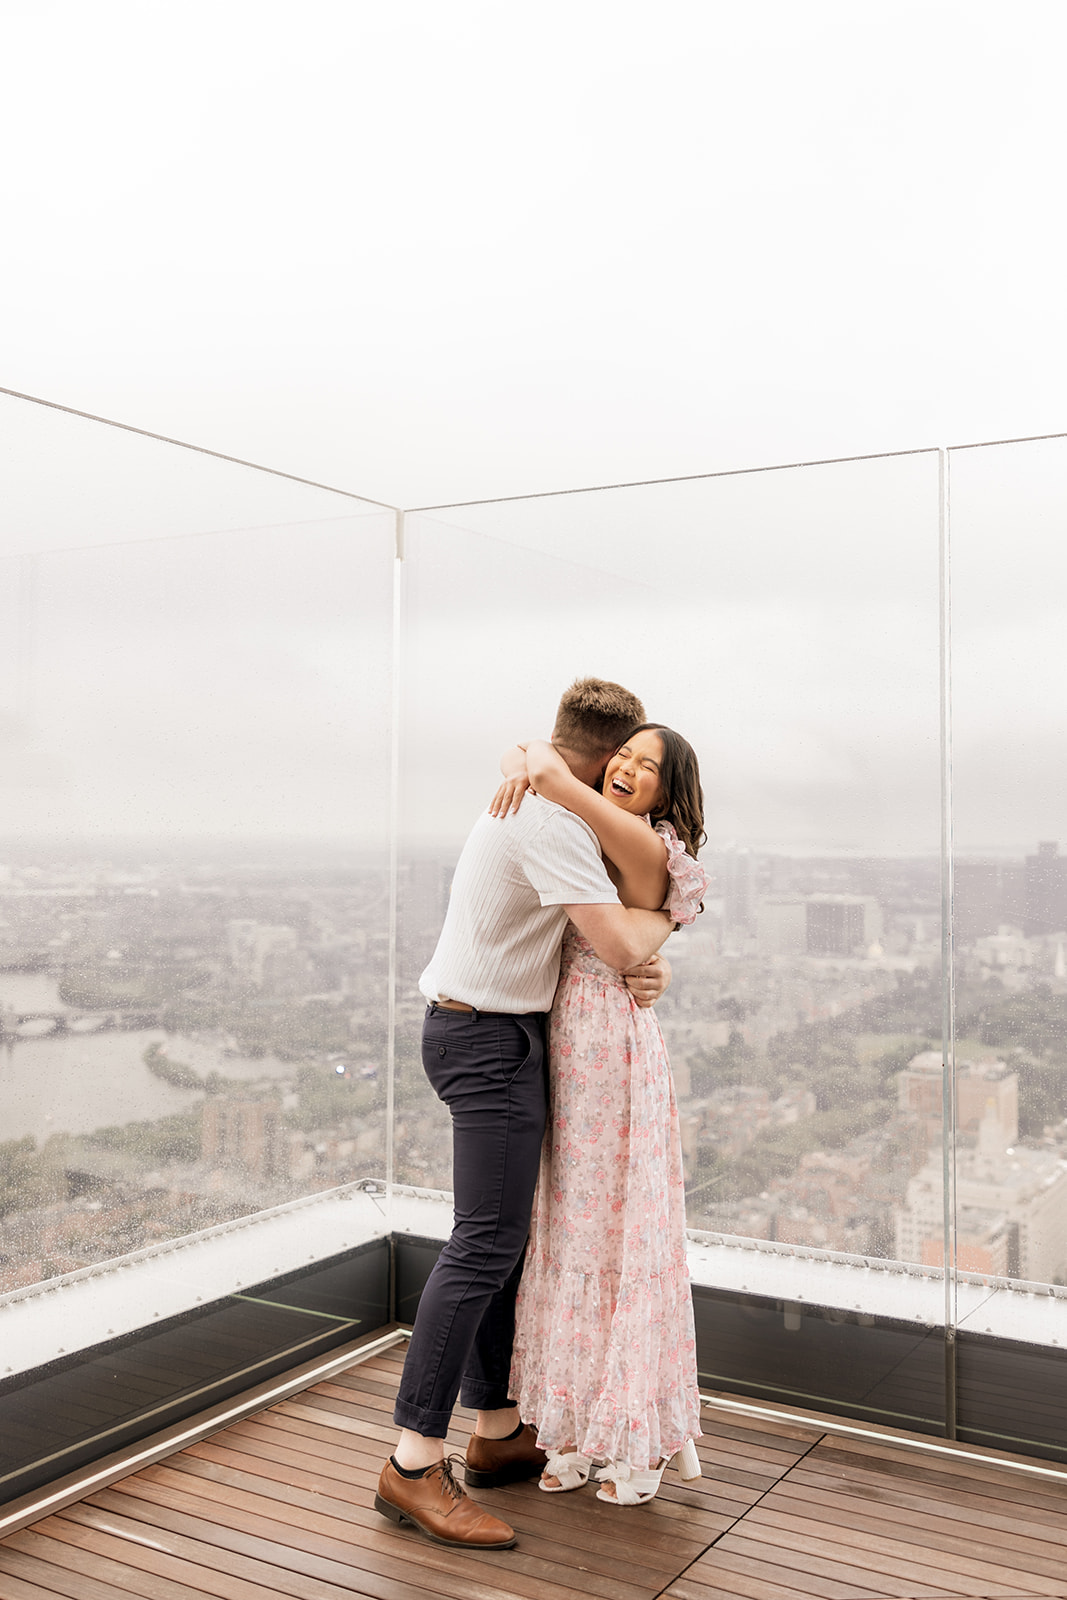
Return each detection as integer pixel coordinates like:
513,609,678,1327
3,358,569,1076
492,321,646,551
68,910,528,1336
552,677,647,759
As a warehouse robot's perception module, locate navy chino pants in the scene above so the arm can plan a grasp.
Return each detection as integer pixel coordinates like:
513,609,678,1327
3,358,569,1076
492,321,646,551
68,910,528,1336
392,1004,548,1437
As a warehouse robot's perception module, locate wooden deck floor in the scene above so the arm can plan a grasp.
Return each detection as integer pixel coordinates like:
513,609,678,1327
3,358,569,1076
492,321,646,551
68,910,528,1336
3,1336,1067,1600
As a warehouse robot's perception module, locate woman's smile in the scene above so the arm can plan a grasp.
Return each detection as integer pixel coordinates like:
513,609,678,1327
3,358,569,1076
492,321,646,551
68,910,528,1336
604,730,664,815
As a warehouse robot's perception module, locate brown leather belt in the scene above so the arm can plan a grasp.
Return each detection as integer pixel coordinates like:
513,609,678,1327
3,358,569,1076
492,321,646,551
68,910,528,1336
428,998,514,1018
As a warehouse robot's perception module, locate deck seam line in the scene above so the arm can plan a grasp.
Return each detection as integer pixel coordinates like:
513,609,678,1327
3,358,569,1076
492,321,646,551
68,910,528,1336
650,1426,831,1599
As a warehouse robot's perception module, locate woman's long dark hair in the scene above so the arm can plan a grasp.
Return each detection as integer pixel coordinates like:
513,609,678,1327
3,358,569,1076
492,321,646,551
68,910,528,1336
619,723,706,861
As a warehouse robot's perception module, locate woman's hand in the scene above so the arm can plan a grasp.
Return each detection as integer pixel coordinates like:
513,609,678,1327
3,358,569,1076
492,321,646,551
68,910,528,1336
490,745,532,816
489,772,531,816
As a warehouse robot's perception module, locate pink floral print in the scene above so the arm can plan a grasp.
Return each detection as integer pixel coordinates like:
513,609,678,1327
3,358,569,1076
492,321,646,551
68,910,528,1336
511,823,706,1470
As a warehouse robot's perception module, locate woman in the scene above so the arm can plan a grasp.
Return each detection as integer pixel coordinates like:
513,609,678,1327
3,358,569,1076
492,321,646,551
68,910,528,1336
491,724,708,1505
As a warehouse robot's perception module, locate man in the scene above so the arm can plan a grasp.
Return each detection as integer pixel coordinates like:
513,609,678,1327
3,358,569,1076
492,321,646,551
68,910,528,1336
375,678,673,1550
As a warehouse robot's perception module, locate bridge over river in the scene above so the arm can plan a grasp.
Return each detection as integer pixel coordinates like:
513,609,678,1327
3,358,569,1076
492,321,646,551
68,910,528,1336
0,1007,162,1038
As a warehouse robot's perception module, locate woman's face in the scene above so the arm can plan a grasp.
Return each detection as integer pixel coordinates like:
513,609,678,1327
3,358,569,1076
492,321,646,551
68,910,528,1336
604,730,665,816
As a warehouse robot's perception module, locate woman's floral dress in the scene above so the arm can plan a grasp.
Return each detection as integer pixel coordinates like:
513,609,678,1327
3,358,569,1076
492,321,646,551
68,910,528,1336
511,821,708,1471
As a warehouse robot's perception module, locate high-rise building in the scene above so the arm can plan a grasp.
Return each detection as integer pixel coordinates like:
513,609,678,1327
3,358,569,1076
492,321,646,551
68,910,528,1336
755,897,807,956
201,1097,287,1181
720,847,757,932
1025,841,1067,936
955,860,1027,942
805,894,883,956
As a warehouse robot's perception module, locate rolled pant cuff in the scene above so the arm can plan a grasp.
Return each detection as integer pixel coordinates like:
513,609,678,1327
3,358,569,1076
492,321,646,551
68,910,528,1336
459,1382,514,1411
393,1398,455,1438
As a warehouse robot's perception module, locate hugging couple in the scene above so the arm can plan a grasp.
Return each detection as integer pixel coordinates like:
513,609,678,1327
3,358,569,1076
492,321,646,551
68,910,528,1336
375,676,708,1550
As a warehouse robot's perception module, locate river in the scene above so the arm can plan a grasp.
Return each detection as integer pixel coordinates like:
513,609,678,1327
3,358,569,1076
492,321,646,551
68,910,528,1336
0,972,297,1145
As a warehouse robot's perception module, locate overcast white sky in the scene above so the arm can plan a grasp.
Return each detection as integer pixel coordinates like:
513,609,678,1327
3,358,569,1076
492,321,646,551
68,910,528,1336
4,0,1066,506
2,2,1066,853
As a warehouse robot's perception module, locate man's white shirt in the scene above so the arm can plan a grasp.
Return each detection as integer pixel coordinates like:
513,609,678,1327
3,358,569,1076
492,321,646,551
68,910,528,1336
419,793,619,1013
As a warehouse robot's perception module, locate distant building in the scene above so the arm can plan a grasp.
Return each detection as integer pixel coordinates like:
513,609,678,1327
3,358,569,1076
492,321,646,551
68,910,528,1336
1025,841,1067,936
202,1097,286,1180
400,857,453,939
897,1052,1019,1148
895,1129,1067,1281
954,860,1026,942
755,898,807,956
720,848,757,933
226,919,260,978
226,919,314,993
805,894,883,956
755,893,882,958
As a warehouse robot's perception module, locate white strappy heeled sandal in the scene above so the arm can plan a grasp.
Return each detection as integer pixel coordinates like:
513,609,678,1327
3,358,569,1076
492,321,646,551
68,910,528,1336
595,1439,702,1505
539,1449,594,1493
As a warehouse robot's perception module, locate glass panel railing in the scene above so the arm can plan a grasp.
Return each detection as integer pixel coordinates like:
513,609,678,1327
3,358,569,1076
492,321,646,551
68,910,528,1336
946,433,1067,1455
0,394,395,1302
948,435,1067,1294
401,454,944,1268
399,456,947,1429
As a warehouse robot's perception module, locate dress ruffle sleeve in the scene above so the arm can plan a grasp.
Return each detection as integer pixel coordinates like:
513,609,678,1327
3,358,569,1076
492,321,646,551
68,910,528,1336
655,820,708,926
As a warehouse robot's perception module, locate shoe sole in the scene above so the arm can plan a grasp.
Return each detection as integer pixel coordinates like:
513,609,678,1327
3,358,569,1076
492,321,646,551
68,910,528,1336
464,1460,546,1488
373,1492,518,1549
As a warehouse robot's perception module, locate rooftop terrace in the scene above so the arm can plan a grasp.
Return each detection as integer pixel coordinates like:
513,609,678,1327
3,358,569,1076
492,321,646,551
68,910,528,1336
5,394,1067,1590
5,1331,1067,1600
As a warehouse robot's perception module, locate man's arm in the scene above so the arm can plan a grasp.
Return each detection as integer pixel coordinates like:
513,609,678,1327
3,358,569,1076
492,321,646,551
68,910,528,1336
564,901,672,972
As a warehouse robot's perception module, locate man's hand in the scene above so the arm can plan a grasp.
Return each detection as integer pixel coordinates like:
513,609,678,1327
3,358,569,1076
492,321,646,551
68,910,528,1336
623,952,672,1009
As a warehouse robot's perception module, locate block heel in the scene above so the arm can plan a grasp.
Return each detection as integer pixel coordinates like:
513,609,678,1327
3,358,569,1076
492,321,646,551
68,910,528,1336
374,1492,408,1525
462,1464,503,1488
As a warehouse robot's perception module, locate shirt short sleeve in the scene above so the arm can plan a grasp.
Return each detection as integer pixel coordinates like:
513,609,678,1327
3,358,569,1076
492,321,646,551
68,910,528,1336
522,807,620,907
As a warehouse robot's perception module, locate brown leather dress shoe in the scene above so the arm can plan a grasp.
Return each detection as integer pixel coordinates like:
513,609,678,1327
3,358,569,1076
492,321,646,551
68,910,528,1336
464,1423,549,1488
375,1455,517,1549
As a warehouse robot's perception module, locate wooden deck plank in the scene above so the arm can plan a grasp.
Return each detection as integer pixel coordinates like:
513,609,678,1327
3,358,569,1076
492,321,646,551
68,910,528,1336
1,1522,239,1600
787,1460,1067,1538
8,1343,1067,1600
680,1540,895,1599
721,1517,1060,1597
104,1457,659,1600
73,1493,564,1600
707,1530,1023,1599
747,1501,1067,1591
183,1436,713,1566
822,1434,1067,1499
155,1453,687,1591
208,1404,731,1531
664,1570,890,1600
806,1442,1067,1519
697,1401,828,1445
64,1498,415,1600
101,1473,606,1600
771,1471,1067,1562
0,1555,116,1600
87,1485,590,1600
10,1513,298,1600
